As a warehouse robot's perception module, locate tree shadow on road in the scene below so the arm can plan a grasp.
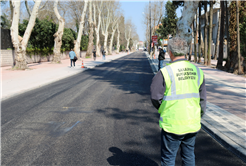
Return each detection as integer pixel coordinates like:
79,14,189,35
107,147,158,166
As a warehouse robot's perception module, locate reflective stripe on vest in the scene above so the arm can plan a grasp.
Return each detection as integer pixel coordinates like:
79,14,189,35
159,62,203,134
162,65,201,101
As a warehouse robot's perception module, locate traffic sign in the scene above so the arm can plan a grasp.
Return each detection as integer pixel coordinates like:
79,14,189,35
152,36,158,44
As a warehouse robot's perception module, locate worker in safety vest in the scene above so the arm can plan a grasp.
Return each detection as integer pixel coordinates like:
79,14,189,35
150,37,206,166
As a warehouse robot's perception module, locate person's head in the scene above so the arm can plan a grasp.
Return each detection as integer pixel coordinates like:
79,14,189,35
71,48,74,51
168,37,188,61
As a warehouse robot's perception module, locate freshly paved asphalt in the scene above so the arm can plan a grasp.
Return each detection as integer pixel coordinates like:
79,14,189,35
2,52,246,165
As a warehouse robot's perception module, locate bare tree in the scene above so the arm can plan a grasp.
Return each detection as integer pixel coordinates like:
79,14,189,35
207,0,214,66
86,0,94,57
108,10,120,55
225,0,230,70
101,1,114,55
236,0,241,74
116,22,120,54
204,1,208,65
198,1,202,63
143,1,164,56
10,0,42,70
93,1,103,56
189,23,193,61
67,1,85,33
125,22,131,52
194,13,198,63
25,0,49,17
9,0,13,23
217,1,225,69
52,0,65,63
73,0,88,58
214,1,221,60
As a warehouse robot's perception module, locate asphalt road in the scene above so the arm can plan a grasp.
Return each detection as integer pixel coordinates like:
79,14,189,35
2,52,245,166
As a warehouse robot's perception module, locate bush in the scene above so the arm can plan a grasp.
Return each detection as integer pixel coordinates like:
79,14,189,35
19,18,88,55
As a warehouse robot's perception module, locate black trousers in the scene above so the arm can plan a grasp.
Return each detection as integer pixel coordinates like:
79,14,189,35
70,59,75,66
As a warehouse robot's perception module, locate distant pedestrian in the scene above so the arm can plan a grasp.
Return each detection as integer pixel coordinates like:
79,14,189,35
150,37,206,166
93,49,96,61
69,49,77,68
158,48,165,70
102,49,106,60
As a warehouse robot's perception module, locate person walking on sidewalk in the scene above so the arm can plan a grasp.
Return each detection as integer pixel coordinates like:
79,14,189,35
150,37,206,166
102,49,106,60
69,49,77,68
158,47,166,70
93,49,97,61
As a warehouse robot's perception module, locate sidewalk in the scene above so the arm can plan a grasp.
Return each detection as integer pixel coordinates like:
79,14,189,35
146,51,246,163
1,52,128,101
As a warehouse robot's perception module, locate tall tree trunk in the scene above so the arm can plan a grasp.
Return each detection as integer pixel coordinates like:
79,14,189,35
103,32,109,55
189,23,193,61
108,27,116,55
236,0,241,74
217,1,225,69
207,0,213,66
74,0,88,58
9,0,13,24
214,6,221,60
10,1,41,70
52,0,65,64
198,1,201,63
194,14,198,63
125,27,131,52
204,1,208,65
126,39,130,52
86,1,94,58
93,2,102,57
225,0,230,70
116,23,120,54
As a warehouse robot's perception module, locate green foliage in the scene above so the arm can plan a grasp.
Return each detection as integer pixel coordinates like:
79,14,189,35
18,18,88,55
120,45,125,52
81,35,89,51
19,18,55,55
0,13,11,29
62,28,77,51
157,1,178,39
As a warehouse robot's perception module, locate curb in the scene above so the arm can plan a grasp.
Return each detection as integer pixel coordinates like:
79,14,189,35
201,120,246,163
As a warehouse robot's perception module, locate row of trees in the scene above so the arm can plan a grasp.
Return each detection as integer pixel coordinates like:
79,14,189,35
1,0,139,70
151,0,245,75
142,1,164,55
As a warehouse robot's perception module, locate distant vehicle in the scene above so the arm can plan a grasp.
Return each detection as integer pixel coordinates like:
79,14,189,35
139,47,144,51
144,48,147,51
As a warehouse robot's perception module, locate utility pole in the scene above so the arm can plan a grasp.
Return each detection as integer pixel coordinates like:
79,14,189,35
149,0,151,56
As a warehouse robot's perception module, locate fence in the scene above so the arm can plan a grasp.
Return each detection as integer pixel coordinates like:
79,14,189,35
0,28,13,49
0,50,89,67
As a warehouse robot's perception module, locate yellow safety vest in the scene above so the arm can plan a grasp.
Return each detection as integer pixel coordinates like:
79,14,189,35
159,60,204,135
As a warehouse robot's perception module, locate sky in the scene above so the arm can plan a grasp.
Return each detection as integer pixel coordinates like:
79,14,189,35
120,1,182,42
